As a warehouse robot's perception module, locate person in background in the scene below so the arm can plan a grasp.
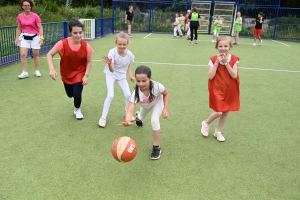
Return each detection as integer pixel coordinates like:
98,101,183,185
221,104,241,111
233,11,242,45
15,0,44,79
179,12,185,35
125,6,134,38
173,13,183,38
185,10,191,40
212,15,222,43
253,12,264,46
188,7,201,44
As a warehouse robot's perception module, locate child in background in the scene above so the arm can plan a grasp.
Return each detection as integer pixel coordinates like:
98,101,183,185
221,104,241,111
119,65,170,160
233,11,242,45
179,12,185,35
201,36,240,142
185,10,191,40
99,31,135,128
47,19,94,120
212,15,222,43
253,12,264,46
173,13,183,37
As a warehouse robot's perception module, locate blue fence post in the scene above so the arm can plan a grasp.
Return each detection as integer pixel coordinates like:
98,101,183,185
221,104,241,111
101,0,104,18
112,0,115,33
149,0,152,33
208,0,215,35
272,0,281,40
63,19,68,38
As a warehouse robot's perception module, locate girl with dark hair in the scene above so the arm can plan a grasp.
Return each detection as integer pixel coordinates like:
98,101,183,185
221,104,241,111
119,65,170,160
188,7,201,44
253,12,264,46
125,6,134,38
47,19,94,120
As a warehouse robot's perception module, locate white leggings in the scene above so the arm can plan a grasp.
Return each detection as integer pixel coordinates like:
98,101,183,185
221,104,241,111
101,75,131,119
174,24,182,36
137,100,164,131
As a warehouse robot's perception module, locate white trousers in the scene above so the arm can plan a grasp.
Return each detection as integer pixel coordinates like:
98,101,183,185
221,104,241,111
101,75,131,119
174,24,182,36
137,100,164,131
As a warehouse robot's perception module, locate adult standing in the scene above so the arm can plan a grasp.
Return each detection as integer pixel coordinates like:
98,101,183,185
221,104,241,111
125,6,134,38
188,8,201,44
15,0,44,79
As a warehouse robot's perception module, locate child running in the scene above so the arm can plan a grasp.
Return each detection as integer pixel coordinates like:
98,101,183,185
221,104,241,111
119,65,170,160
201,36,240,142
99,31,135,128
212,15,222,43
47,19,94,120
173,13,183,37
233,11,242,45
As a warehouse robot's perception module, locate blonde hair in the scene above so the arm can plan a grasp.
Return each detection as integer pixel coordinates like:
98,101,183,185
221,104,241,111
115,31,130,43
215,36,232,49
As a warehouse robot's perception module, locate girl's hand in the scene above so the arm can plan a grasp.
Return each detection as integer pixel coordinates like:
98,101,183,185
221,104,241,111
39,39,44,46
102,55,112,65
49,70,58,80
14,39,18,46
118,121,133,126
130,77,135,83
82,76,88,85
162,109,169,118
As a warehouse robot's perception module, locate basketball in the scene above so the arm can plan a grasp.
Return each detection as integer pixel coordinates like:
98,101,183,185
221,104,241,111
173,22,177,26
111,136,138,162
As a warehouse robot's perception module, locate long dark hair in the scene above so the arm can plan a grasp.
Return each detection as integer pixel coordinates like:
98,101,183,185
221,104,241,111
134,65,154,103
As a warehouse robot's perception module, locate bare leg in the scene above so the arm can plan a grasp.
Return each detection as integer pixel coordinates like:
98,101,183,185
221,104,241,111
20,47,29,72
254,35,257,43
215,112,229,132
152,130,160,146
206,112,222,124
258,35,261,42
128,24,131,35
32,49,40,70
236,32,239,44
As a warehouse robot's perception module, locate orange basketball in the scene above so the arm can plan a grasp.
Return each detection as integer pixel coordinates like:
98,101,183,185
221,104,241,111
111,136,138,162
173,22,177,26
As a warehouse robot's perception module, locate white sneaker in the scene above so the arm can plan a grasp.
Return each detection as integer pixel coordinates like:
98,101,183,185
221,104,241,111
74,109,83,120
253,43,257,46
259,40,262,45
99,117,106,127
201,120,210,136
18,71,28,79
214,131,225,142
35,70,41,77
212,40,215,43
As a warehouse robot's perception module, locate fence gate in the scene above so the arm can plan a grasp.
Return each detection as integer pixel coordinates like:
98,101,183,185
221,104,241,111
191,1,212,33
211,2,236,35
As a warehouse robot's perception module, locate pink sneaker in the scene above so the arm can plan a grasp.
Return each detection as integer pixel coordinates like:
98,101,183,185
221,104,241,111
201,121,210,136
214,131,225,142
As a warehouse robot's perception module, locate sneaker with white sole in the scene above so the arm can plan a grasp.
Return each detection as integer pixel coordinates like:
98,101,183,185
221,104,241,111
135,111,143,128
259,40,262,45
214,131,225,142
18,71,29,79
150,145,161,160
98,117,106,127
201,120,210,137
253,43,257,46
35,70,41,77
74,109,83,120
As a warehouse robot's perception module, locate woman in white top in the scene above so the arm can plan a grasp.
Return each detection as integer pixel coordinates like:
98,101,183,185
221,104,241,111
119,65,170,160
99,32,135,127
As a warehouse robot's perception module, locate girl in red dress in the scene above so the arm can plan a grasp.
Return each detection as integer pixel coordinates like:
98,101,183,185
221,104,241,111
201,36,240,142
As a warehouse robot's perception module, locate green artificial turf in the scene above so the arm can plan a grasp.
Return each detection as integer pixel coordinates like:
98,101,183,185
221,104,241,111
0,33,299,199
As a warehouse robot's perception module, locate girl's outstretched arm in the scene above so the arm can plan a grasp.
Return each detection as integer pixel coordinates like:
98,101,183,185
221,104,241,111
47,46,59,80
119,102,135,126
127,65,135,82
102,55,114,72
161,89,169,118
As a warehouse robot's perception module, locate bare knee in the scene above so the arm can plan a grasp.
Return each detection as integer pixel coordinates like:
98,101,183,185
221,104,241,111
215,112,223,117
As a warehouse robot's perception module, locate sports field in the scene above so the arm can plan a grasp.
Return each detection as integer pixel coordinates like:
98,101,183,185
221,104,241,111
0,33,299,199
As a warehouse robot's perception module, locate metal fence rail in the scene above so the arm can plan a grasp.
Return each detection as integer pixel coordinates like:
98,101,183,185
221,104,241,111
0,18,114,67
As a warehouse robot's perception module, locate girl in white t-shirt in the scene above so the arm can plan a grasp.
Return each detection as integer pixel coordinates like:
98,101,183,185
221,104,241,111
99,32,135,127
119,65,170,160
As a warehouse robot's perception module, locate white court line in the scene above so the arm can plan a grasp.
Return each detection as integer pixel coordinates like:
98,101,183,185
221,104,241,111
272,40,291,47
144,38,285,47
41,59,300,73
133,61,300,73
143,33,152,39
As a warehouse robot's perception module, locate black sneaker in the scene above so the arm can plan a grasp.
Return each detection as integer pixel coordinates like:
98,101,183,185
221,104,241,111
150,146,161,160
135,119,143,127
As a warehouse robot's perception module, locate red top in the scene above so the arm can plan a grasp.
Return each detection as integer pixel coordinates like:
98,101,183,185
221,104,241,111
208,55,240,112
59,39,87,84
